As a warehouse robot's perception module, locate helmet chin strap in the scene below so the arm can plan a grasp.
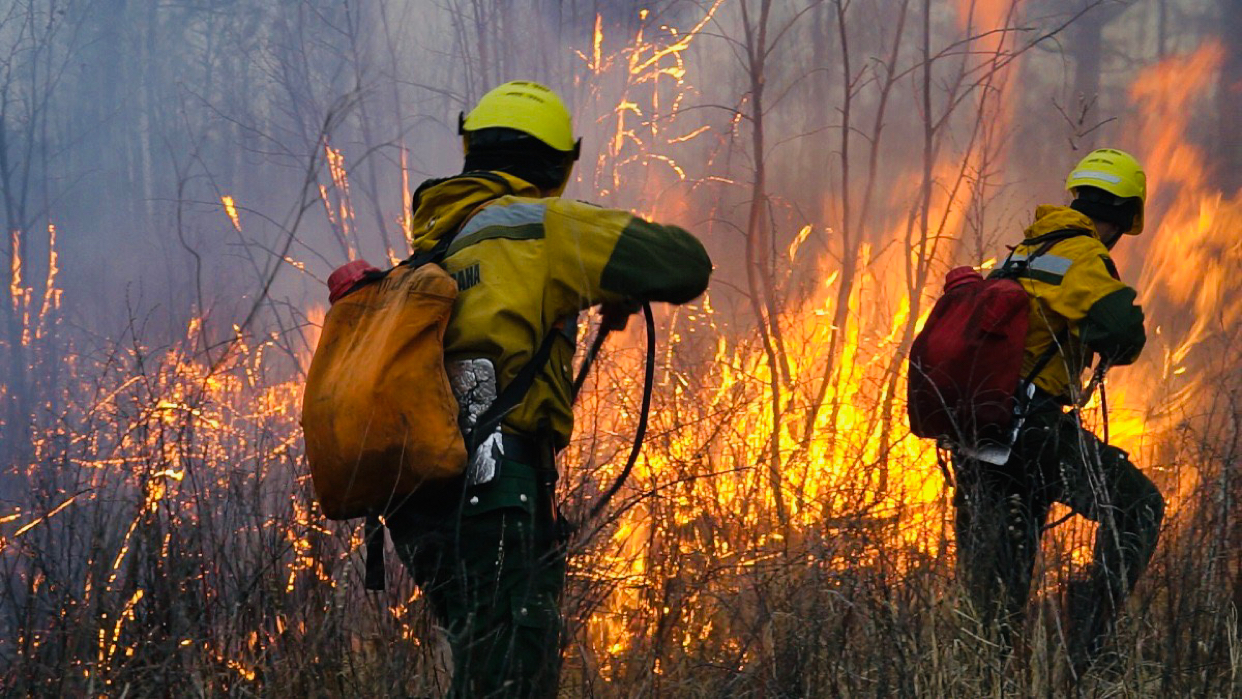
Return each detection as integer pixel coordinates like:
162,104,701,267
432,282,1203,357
1092,217,1128,249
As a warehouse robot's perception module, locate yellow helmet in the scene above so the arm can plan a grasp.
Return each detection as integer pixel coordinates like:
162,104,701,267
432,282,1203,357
459,81,580,158
1065,148,1146,235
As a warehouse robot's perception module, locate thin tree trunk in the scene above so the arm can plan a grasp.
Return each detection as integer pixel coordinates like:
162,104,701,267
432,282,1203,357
741,0,788,526
799,0,906,455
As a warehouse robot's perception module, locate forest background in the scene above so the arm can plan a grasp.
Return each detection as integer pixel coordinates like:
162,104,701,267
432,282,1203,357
2,0,1241,695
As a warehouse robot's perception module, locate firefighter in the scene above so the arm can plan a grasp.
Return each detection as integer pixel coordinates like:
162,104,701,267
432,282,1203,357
953,148,1165,671
384,81,712,697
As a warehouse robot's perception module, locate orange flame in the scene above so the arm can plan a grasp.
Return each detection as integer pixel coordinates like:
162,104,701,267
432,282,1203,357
222,195,242,231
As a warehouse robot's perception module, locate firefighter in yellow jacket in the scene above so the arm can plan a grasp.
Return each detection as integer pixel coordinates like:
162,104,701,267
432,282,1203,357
385,82,712,696
955,149,1164,670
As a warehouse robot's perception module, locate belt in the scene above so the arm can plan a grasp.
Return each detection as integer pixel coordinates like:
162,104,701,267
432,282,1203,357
498,432,552,469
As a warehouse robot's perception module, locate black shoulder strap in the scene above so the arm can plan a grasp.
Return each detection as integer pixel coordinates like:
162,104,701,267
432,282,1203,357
1026,227,1090,246
349,173,521,304
366,173,537,593
405,171,516,269
405,233,455,269
404,171,554,454
364,516,386,591
408,171,556,454
1020,336,1065,399
997,228,1089,278
466,330,560,455
379,328,558,592
1007,229,1089,404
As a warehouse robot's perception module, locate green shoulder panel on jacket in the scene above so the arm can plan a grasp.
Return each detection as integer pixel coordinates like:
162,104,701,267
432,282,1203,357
600,216,712,303
543,199,711,309
542,200,633,309
1081,287,1146,365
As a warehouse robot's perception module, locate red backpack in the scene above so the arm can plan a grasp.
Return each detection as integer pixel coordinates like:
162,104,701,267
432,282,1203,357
907,232,1081,446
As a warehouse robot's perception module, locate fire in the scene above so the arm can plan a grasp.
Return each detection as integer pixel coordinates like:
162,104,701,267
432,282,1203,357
1131,43,1237,350
11,493,82,538
222,195,242,231
562,8,998,665
1089,42,1242,517
324,144,354,231
9,228,22,309
98,588,145,677
562,9,1238,678
579,3,719,208
4,4,1239,692
399,146,415,254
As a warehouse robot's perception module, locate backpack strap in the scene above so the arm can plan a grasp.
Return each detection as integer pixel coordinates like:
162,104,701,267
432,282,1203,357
406,172,559,454
367,172,563,592
996,228,1088,278
404,171,516,268
1005,229,1090,410
1018,336,1064,401
465,330,560,456
366,330,560,593
339,173,520,302
393,172,558,454
363,515,386,590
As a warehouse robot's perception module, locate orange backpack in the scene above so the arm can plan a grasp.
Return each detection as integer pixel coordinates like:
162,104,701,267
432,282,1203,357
301,261,467,520
302,177,562,589
301,216,558,526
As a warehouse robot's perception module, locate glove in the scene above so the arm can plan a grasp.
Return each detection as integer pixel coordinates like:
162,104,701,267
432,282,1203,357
599,300,640,332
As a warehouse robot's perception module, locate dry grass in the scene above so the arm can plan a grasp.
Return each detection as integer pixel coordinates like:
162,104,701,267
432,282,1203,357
1,314,1238,698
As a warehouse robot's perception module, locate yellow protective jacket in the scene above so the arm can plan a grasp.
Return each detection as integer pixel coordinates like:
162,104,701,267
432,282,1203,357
992,205,1146,402
409,172,712,449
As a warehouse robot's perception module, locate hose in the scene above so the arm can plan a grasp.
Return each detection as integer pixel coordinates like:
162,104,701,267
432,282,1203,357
570,303,656,524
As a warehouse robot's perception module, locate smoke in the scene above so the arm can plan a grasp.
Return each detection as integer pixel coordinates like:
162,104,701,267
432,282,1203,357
0,0,1220,332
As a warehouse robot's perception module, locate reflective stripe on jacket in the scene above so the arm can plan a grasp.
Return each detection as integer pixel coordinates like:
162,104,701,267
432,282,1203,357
409,172,712,448
997,205,1145,402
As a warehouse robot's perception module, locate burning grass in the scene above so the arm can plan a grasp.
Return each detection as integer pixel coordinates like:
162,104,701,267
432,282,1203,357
1,219,1240,695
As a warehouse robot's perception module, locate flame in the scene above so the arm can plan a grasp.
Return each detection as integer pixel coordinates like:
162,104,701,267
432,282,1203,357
565,7,1002,660
319,142,362,261
94,587,144,684
37,224,60,339
400,145,414,258
580,2,720,209
563,12,1241,673
9,228,21,307
222,195,242,231
1132,43,1237,360
955,0,1021,55
11,493,83,538
1091,41,1242,517
592,13,604,72
326,145,353,226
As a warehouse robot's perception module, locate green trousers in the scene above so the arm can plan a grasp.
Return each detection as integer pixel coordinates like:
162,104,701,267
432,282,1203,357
387,457,567,698
952,403,1164,663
